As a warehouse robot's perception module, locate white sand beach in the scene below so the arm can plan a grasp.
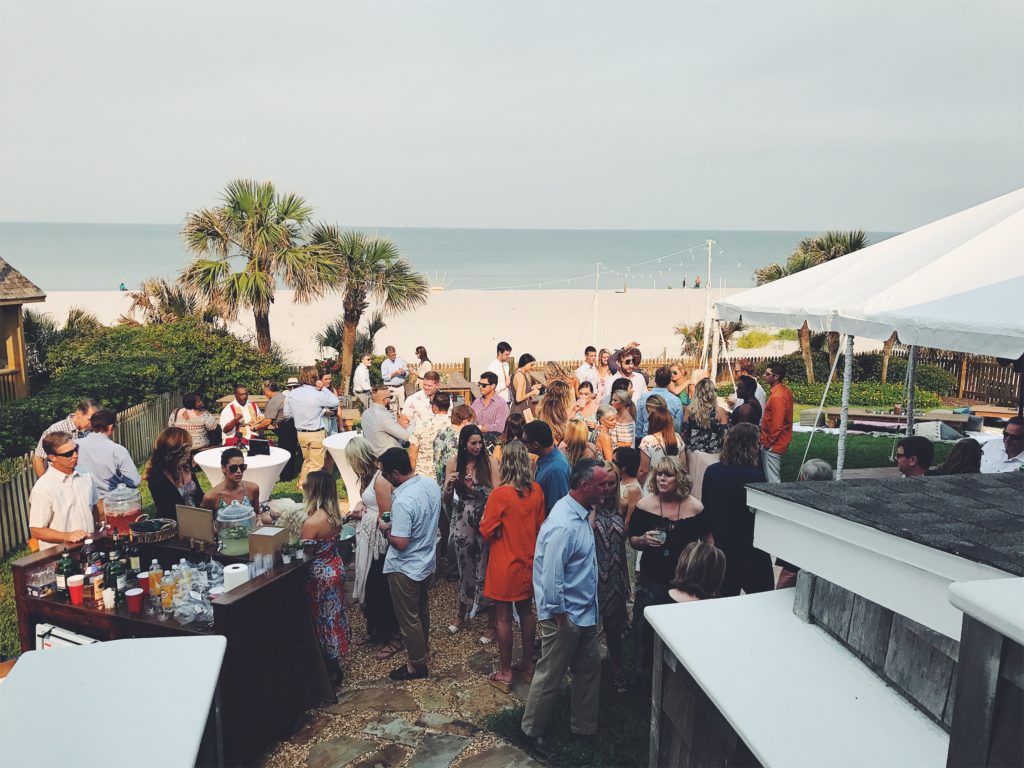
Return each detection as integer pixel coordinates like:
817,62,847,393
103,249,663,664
35,288,883,376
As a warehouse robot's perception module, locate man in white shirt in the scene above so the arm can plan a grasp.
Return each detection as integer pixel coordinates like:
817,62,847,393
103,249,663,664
381,346,410,410
408,392,453,479
981,417,1024,473
574,346,599,389
29,432,100,550
219,385,270,445
728,358,768,410
352,353,373,408
601,350,647,403
402,371,449,427
486,341,513,404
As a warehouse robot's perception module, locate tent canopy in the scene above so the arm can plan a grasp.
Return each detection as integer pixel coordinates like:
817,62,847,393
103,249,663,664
716,188,1024,359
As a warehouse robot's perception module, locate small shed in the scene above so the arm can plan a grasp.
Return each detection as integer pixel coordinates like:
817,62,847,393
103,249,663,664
0,256,46,400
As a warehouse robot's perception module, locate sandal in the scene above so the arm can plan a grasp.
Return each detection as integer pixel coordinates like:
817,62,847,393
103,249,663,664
478,629,496,645
375,639,403,661
447,620,465,635
487,671,512,693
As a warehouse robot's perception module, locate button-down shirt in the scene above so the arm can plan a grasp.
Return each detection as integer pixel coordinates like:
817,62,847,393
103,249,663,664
635,387,685,438
361,403,412,455
353,363,372,393
600,370,648,404
34,414,90,461
381,357,408,387
760,382,795,454
486,358,512,403
263,392,288,427
981,440,1024,474
535,448,571,514
29,467,98,550
574,362,598,389
532,493,599,626
219,399,264,442
383,474,442,582
471,395,510,434
76,432,141,500
410,413,452,478
283,384,339,431
403,390,450,427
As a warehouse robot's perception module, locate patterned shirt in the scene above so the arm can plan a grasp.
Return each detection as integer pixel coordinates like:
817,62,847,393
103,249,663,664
35,414,90,460
410,414,452,478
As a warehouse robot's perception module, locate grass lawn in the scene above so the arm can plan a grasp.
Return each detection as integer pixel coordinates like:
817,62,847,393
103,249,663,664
781,430,951,481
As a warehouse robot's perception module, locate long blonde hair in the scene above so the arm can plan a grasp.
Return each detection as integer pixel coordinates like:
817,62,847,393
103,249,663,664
538,379,574,444
562,420,591,467
303,471,343,528
344,436,377,494
690,377,718,430
498,439,535,497
596,461,621,515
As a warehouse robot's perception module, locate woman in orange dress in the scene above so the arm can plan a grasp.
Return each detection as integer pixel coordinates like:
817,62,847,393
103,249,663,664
479,439,546,692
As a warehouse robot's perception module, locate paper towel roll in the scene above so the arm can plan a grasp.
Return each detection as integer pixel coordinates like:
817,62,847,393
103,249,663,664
223,563,250,592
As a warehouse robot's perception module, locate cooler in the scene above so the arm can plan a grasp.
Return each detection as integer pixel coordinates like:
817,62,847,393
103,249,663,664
34,623,99,650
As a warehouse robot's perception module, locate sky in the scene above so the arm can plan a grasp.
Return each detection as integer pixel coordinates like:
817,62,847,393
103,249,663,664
1,0,1021,231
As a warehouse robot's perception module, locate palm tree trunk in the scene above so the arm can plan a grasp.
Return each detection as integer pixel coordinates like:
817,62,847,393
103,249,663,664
254,307,272,354
827,331,840,381
339,320,359,395
799,321,815,384
880,331,898,383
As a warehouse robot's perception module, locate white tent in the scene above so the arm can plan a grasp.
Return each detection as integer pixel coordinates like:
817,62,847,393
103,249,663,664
717,187,1024,358
714,188,1024,476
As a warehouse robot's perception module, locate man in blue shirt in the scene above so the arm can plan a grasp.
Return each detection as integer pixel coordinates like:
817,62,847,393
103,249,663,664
75,409,141,503
635,366,684,442
283,366,340,485
523,420,570,515
521,459,615,758
380,345,409,411
379,447,441,681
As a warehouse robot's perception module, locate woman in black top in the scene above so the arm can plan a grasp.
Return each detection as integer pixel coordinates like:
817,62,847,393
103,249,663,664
144,427,202,521
627,455,712,672
701,423,772,597
729,375,763,426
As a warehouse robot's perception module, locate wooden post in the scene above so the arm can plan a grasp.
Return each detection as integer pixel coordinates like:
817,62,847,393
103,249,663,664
463,356,471,382
959,355,967,399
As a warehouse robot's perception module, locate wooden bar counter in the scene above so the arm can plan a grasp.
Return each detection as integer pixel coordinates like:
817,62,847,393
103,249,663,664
11,539,334,767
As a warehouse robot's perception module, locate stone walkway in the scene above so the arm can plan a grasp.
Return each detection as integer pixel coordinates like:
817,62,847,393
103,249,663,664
259,580,542,768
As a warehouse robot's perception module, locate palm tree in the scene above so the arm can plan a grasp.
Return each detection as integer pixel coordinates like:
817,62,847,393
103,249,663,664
755,230,869,383
179,179,342,354
308,226,429,394
674,320,745,359
880,331,899,383
121,277,231,327
316,310,387,360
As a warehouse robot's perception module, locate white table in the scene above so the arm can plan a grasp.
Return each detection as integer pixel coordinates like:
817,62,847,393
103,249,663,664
323,431,363,507
195,445,291,502
0,636,226,768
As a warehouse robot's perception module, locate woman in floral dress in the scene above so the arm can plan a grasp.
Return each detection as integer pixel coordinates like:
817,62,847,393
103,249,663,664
300,470,351,685
593,462,630,691
682,377,730,501
443,424,500,643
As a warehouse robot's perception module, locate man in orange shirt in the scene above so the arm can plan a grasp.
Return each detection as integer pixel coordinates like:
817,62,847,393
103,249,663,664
760,362,794,483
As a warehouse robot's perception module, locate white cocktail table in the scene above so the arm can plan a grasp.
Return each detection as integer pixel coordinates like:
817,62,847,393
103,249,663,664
194,445,291,502
323,431,363,507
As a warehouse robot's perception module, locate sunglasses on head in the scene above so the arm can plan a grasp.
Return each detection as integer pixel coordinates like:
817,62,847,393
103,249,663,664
51,445,79,458
226,463,247,473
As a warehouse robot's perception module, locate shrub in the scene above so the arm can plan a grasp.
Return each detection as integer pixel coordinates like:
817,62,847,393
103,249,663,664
715,381,942,409
736,330,775,349
775,328,799,341
316,355,385,388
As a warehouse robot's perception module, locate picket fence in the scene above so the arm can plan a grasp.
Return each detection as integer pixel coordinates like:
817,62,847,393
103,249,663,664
0,392,176,559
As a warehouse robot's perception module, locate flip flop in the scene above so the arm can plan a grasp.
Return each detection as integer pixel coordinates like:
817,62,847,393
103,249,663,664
447,622,464,635
375,640,403,661
477,634,495,645
487,671,512,693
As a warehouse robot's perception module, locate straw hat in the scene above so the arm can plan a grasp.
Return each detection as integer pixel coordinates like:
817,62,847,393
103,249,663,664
285,376,300,388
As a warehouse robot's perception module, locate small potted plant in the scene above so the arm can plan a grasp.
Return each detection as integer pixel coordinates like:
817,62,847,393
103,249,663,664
280,542,299,564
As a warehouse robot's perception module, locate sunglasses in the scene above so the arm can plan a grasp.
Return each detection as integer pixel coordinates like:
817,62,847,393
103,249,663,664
477,382,492,388
1004,431,1024,441
51,446,79,458
225,463,247,473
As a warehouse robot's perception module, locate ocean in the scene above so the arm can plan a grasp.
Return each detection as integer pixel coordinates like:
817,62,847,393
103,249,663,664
0,222,896,292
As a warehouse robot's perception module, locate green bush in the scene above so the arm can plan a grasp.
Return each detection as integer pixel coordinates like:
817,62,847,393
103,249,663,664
736,330,774,349
775,328,799,341
716,381,942,409
316,355,385,388
0,319,292,460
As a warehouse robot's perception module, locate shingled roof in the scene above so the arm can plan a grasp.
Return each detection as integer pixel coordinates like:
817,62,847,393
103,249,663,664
751,473,1024,575
0,256,46,305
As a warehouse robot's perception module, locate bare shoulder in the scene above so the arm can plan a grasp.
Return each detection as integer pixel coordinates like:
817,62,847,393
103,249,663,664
636,495,658,513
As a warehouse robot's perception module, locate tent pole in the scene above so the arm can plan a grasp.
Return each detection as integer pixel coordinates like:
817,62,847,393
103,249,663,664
906,345,918,436
836,334,855,480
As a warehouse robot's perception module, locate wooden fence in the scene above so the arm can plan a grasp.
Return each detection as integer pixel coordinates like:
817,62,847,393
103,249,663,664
0,391,176,559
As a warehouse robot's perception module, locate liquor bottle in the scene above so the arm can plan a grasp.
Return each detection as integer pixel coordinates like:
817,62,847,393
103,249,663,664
79,538,96,569
110,529,122,561
54,548,77,600
105,552,127,606
127,533,141,575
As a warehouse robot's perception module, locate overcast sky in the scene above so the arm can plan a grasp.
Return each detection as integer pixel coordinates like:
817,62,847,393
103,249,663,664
1,0,1021,231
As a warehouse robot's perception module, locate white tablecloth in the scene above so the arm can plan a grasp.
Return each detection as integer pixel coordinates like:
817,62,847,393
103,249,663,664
323,431,363,506
194,446,291,502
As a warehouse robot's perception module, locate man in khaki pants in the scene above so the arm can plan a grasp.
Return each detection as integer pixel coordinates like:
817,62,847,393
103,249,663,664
521,459,615,759
283,366,340,485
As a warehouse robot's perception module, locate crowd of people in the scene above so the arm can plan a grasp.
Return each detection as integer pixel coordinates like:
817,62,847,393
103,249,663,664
23,339,1024,758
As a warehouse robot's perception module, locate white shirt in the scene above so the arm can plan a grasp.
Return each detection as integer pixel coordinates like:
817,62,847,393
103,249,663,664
219,399,263,441
353,364,372,393
29,467,98,550
402,389,450,427
980,440,1024,474
754,381,768,411
486,358,512,402
601,370,648,404
574,362,599,389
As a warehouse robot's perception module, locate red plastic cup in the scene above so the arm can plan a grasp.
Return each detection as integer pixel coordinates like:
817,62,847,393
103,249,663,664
68,574,85,606
125,587,144,614
136,572,150,596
